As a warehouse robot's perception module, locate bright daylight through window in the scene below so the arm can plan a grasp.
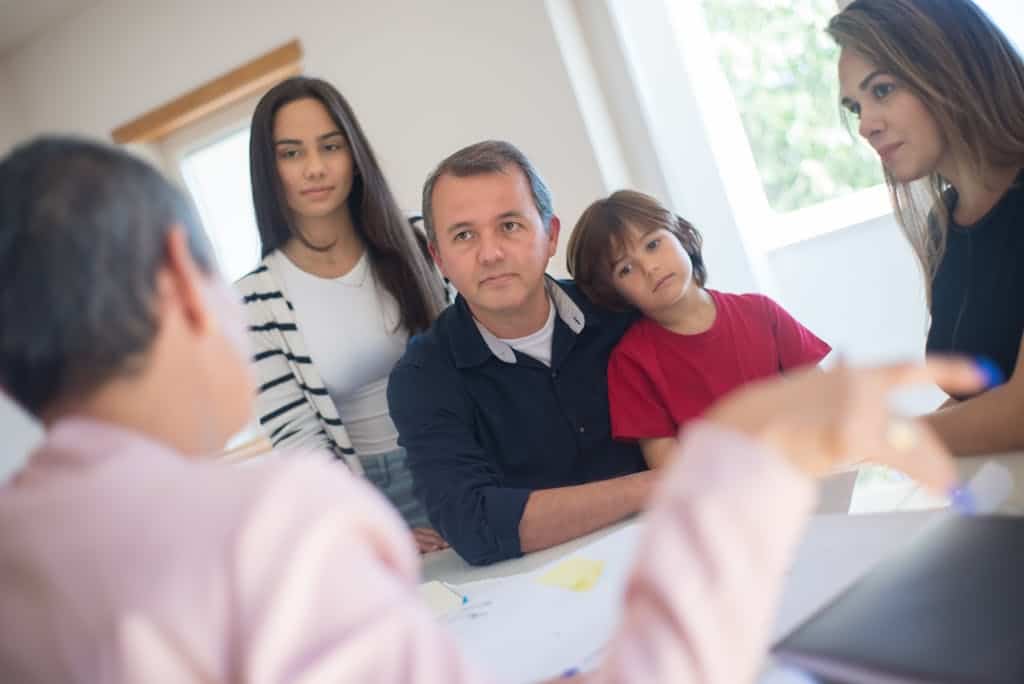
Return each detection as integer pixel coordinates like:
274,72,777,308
701,0,1024,217
700,0,882,215
179,127,262,283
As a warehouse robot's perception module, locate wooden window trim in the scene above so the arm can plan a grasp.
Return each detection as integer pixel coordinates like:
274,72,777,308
112,40,302,145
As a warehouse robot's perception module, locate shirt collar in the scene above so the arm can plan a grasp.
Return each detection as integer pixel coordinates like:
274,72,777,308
449,276,586,368
22,417,185,475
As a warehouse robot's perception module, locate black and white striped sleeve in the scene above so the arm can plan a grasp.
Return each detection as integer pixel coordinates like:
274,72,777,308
239,280,330,453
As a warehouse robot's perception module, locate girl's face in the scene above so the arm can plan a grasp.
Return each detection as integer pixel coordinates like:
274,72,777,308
609,226,697,317
272,97,356,222
838,48,949,183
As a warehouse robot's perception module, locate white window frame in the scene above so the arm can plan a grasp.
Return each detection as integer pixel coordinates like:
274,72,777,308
556,0,892,258
151,94,263,282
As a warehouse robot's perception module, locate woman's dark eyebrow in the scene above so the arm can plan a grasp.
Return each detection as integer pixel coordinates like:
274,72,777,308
859,69,886,90
274,131,344,147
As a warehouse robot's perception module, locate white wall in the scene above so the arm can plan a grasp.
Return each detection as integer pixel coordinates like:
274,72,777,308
3,0,606,265
0,59,27,154
0,60,41,479
768,215,947,414
0,397,41,482
769,214,928,362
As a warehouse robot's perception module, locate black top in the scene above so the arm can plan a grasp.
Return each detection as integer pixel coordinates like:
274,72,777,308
926,170,1024,395
387,279,645,566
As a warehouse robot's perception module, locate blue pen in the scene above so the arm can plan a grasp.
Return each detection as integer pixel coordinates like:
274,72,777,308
948,484,977,514
975,356,1006,389
948,461,1013,515
943,361,1012,515
441,581,469,605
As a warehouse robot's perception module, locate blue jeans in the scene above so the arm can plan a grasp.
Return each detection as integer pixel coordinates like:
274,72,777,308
359,447,430,529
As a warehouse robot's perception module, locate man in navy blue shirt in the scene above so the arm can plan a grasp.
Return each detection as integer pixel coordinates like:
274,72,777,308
388,141,651,566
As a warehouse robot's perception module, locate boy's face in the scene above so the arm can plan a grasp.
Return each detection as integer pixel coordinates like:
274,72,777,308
609,226,697,316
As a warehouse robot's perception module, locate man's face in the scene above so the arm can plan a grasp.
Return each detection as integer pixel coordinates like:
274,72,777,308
428,167,559,326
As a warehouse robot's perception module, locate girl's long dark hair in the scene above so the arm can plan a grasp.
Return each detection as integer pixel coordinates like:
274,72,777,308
249,76,445,333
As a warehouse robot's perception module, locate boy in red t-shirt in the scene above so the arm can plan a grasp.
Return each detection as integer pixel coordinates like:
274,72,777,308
567,190,831,468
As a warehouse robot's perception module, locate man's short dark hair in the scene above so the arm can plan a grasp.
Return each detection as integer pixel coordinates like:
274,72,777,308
421,140,554,244
0,136,215,415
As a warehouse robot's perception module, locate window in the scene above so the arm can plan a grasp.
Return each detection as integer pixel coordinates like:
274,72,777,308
695,0,1024,248
178,127,262,282
700,0,882,215
110,40,302,282
153,96,267,452
977,0,1024,50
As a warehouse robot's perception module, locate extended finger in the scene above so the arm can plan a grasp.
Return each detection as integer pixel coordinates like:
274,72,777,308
859,357,988,396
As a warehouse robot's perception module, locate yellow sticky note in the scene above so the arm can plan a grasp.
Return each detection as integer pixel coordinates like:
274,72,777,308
537,557,605,592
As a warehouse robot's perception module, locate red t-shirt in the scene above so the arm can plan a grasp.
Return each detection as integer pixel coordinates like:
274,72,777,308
608,289,831,440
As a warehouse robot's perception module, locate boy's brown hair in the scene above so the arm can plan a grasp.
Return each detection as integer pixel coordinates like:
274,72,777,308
566,190,707,310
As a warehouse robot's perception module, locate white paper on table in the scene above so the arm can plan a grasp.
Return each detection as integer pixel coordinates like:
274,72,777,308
439,510,950,684
438,464,1015,684
439,522,644,684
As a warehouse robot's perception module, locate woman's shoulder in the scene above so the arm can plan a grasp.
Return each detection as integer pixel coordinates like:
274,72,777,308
235,254,282,295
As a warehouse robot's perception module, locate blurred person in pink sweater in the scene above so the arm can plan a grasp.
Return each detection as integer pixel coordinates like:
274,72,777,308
0,137,984,683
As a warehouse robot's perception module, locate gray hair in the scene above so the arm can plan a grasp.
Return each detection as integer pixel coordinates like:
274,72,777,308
421,140,554,243
0,136,215,415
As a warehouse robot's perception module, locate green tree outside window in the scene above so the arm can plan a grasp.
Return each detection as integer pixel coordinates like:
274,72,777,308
702,0,883,213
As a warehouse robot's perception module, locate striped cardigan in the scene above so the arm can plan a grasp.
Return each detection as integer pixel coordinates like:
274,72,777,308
236,256,362,472
236,219,449,472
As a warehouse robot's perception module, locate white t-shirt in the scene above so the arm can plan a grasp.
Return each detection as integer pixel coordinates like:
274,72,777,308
271,251,406,455
497,297,556,367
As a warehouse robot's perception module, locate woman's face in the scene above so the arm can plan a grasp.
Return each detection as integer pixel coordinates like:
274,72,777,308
838,48,949,183
272,97,356,222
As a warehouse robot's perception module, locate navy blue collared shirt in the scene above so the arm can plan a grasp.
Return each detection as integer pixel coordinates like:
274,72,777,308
388,278,645,565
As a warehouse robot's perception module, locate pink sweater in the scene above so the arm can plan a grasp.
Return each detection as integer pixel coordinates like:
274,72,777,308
0,418,814,683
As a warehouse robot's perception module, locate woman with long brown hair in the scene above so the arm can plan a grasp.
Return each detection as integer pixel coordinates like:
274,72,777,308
236,77,448,551
829,0,1024,455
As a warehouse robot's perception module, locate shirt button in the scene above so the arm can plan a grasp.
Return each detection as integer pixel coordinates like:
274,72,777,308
578,425,585,433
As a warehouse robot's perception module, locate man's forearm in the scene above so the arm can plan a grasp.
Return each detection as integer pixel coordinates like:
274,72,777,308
518,470,658,554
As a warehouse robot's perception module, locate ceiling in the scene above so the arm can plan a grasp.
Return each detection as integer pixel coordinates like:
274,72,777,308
0,0,99,58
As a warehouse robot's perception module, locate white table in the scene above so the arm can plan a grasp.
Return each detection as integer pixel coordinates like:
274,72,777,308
420,452,1024,683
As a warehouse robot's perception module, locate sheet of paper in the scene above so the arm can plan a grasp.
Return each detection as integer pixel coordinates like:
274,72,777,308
438,523,643,684
537,557,605,592
418,580,466,617
432,461,1016,684
434,511,955,684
